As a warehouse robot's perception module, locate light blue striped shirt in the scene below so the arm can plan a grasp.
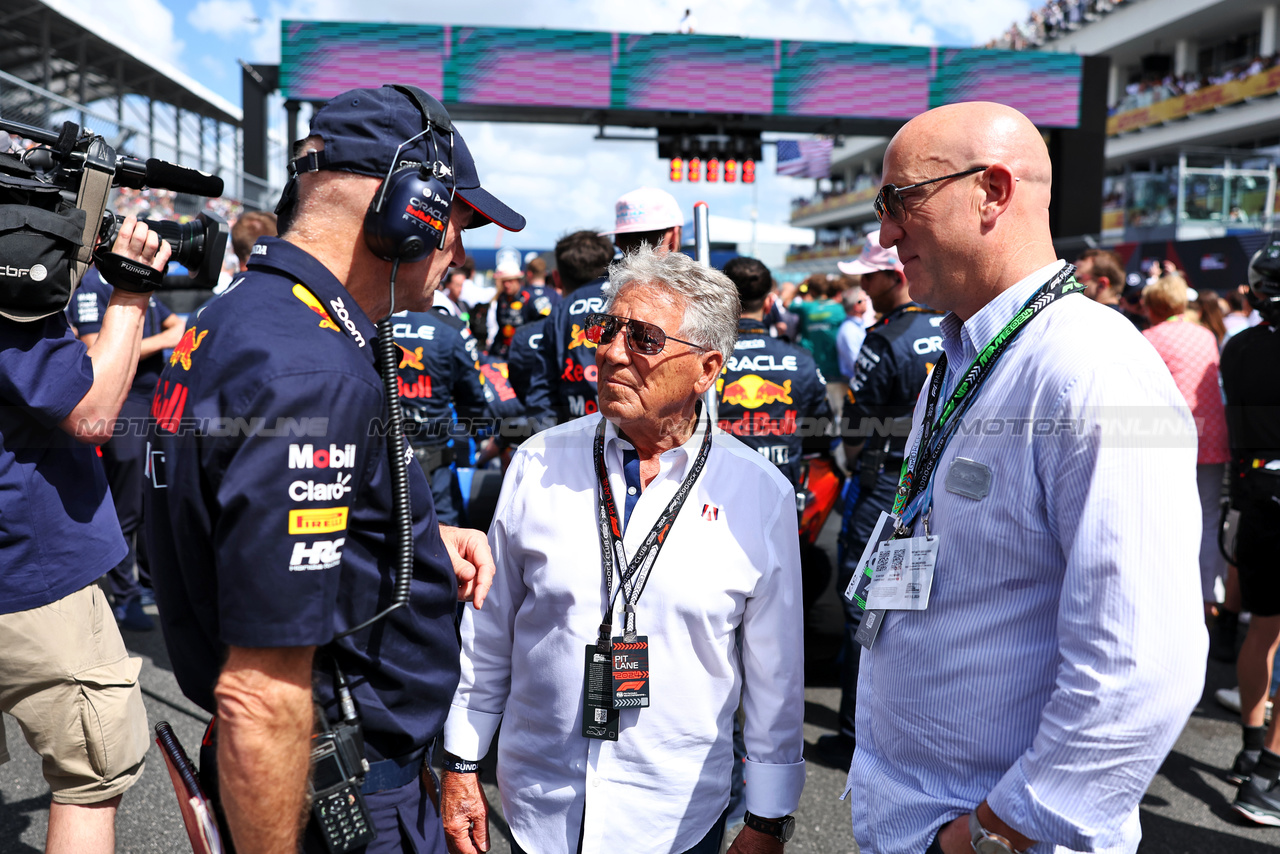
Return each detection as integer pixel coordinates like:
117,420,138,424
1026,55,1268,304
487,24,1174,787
848,261,1208,854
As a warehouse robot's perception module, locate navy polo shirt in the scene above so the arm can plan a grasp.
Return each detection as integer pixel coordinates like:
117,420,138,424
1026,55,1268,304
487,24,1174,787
0,313,126,614
67,267,174,398
144,237,461,762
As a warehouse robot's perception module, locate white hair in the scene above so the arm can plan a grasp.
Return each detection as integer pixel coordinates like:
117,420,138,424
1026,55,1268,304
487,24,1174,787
603,246,739,355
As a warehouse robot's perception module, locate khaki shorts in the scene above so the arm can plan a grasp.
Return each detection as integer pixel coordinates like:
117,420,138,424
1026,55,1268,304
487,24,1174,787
0,583,149,803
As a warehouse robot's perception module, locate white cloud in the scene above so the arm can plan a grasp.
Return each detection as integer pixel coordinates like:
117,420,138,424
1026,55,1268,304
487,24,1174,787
57,0,185,67
188,0,260,40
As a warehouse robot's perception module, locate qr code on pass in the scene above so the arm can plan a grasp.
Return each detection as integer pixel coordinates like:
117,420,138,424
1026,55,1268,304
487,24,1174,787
594,708,608,723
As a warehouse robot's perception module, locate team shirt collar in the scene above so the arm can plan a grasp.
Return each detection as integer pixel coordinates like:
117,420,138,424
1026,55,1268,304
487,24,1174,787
246,237,380,362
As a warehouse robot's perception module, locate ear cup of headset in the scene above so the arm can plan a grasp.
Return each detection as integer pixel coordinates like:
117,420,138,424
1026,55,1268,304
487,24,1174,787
363,166,453,263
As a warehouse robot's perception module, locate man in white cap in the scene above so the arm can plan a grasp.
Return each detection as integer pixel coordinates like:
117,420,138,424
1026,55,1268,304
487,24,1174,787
487,256,557,357
608,186,684,255
817,230,944,766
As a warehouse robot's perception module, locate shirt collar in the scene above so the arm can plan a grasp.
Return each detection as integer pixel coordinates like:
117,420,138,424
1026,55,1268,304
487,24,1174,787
601,403,710,474
940,259,1067,360
247,237,379,361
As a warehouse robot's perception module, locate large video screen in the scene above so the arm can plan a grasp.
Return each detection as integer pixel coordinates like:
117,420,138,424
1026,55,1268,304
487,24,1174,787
280,22,1082,128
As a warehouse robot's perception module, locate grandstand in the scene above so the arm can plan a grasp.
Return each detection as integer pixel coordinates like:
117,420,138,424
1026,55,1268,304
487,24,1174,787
788,0,1280,272
0,0,275,211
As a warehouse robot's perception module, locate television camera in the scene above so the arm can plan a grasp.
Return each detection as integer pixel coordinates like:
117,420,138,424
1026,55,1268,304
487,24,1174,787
0,115,229,322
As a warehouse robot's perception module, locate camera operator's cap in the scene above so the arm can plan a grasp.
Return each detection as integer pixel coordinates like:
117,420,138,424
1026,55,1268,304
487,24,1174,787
837,231,903,276
605,187,683,235
303,85,525,232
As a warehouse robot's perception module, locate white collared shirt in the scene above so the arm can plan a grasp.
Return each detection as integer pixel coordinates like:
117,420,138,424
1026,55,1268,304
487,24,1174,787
849,261,1207,854
445,411,806,854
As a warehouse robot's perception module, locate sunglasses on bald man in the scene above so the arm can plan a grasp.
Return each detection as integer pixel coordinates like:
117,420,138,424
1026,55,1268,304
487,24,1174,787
873,166,989,223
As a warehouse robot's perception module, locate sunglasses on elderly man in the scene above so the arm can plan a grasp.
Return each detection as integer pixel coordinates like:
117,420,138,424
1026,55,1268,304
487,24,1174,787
585,313,708,356
873,166,989,223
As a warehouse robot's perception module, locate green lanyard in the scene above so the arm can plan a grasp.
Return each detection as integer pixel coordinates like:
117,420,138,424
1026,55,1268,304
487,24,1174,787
892,265,1084,527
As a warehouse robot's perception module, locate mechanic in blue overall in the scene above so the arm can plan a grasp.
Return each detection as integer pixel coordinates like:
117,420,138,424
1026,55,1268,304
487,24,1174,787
67,265,184,629
818,232,943,765
532,229,617,424
143,85,524,854
393,306,492,526
717,256,831,490
487,256,557,358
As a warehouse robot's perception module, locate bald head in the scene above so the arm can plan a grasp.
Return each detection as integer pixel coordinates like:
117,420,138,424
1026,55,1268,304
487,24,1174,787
877,102,1059,319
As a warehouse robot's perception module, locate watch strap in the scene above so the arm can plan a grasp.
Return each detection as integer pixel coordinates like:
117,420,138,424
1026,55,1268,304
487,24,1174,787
743,811,795,843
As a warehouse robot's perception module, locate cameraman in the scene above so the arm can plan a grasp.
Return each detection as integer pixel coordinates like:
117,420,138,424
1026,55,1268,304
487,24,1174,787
145,85,522,854
0,216,170,852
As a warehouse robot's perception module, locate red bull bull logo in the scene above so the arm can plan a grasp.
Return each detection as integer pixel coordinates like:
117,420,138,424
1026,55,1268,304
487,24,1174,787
719,374,792,409
292,284,341,334
168,328,208,371
567,323,598,350
398,344,424,370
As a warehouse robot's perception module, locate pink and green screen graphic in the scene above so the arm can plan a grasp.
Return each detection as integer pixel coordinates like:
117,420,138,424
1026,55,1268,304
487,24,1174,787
280,22,1083,128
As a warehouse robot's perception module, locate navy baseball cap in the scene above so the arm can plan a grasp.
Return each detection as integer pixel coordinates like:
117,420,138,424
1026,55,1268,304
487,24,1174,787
302,85,525,232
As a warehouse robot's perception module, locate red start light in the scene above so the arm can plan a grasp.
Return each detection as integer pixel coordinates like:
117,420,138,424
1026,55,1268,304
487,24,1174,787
706,158,720,182
688,157,702,182
669,157,684,182
742,159,756,183
724,159,738,183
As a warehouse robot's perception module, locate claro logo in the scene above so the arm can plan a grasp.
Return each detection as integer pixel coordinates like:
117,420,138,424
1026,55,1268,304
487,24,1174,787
1,264,47,281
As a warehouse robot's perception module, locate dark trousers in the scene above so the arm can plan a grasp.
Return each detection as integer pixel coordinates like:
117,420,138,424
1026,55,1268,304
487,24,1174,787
101,394,151,604
414,445,462,527
834,466,901,738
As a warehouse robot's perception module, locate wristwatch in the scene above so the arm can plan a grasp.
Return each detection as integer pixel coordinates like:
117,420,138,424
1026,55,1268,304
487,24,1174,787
743,811,795,843
968,809,1019,854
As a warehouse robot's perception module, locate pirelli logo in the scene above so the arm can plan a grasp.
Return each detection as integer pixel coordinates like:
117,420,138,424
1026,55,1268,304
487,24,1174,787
288,506,349,535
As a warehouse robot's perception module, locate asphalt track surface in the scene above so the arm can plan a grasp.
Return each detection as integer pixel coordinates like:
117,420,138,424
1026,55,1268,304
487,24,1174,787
2,511,1278,853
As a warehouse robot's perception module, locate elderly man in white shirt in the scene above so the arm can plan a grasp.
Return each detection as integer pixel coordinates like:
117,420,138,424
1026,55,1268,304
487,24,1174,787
439,246,805,854
852,102,1206,854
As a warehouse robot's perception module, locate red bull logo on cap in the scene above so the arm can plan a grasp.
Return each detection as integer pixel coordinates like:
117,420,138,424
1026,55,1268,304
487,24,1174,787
719,374,793,409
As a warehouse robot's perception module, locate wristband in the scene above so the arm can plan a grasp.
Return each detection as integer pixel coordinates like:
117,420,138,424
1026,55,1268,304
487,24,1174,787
92,248,163,294
442,753,480,774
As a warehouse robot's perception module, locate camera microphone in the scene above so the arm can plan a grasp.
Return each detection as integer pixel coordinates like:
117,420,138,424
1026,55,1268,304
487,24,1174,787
143,158,224,197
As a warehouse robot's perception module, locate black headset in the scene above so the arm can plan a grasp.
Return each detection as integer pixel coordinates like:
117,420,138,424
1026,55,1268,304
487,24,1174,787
276,85,457,263
362,85,457,263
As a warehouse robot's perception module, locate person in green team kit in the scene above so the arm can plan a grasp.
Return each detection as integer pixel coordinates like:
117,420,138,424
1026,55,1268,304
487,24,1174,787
790,274,845,415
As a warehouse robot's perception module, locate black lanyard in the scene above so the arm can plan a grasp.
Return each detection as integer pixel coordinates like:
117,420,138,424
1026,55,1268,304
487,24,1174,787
592,413,713,651
893,264,1082,526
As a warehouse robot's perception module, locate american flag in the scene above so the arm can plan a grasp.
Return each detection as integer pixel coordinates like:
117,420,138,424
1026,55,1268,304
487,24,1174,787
776,138,834,179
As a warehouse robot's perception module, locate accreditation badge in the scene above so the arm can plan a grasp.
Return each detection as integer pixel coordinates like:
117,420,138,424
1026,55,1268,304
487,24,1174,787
582,646,620,741
864,535,939,611
611,636,650,709
849,511,897,650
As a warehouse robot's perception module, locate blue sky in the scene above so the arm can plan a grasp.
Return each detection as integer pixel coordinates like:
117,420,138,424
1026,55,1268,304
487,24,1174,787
65,0,1036,248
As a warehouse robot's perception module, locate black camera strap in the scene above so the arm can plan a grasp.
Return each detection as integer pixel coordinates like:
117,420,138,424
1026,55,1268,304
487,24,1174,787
592,410,712,650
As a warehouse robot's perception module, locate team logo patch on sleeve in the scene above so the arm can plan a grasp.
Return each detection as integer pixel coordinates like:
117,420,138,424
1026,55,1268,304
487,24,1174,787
169,328,208,370
288,506,349,534
398,344,425,370
567,324,598,350
292,284,341,334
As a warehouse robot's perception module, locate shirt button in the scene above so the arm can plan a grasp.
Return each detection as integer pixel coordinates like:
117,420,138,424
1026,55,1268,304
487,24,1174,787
627,487,637,495
593,778,601,787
